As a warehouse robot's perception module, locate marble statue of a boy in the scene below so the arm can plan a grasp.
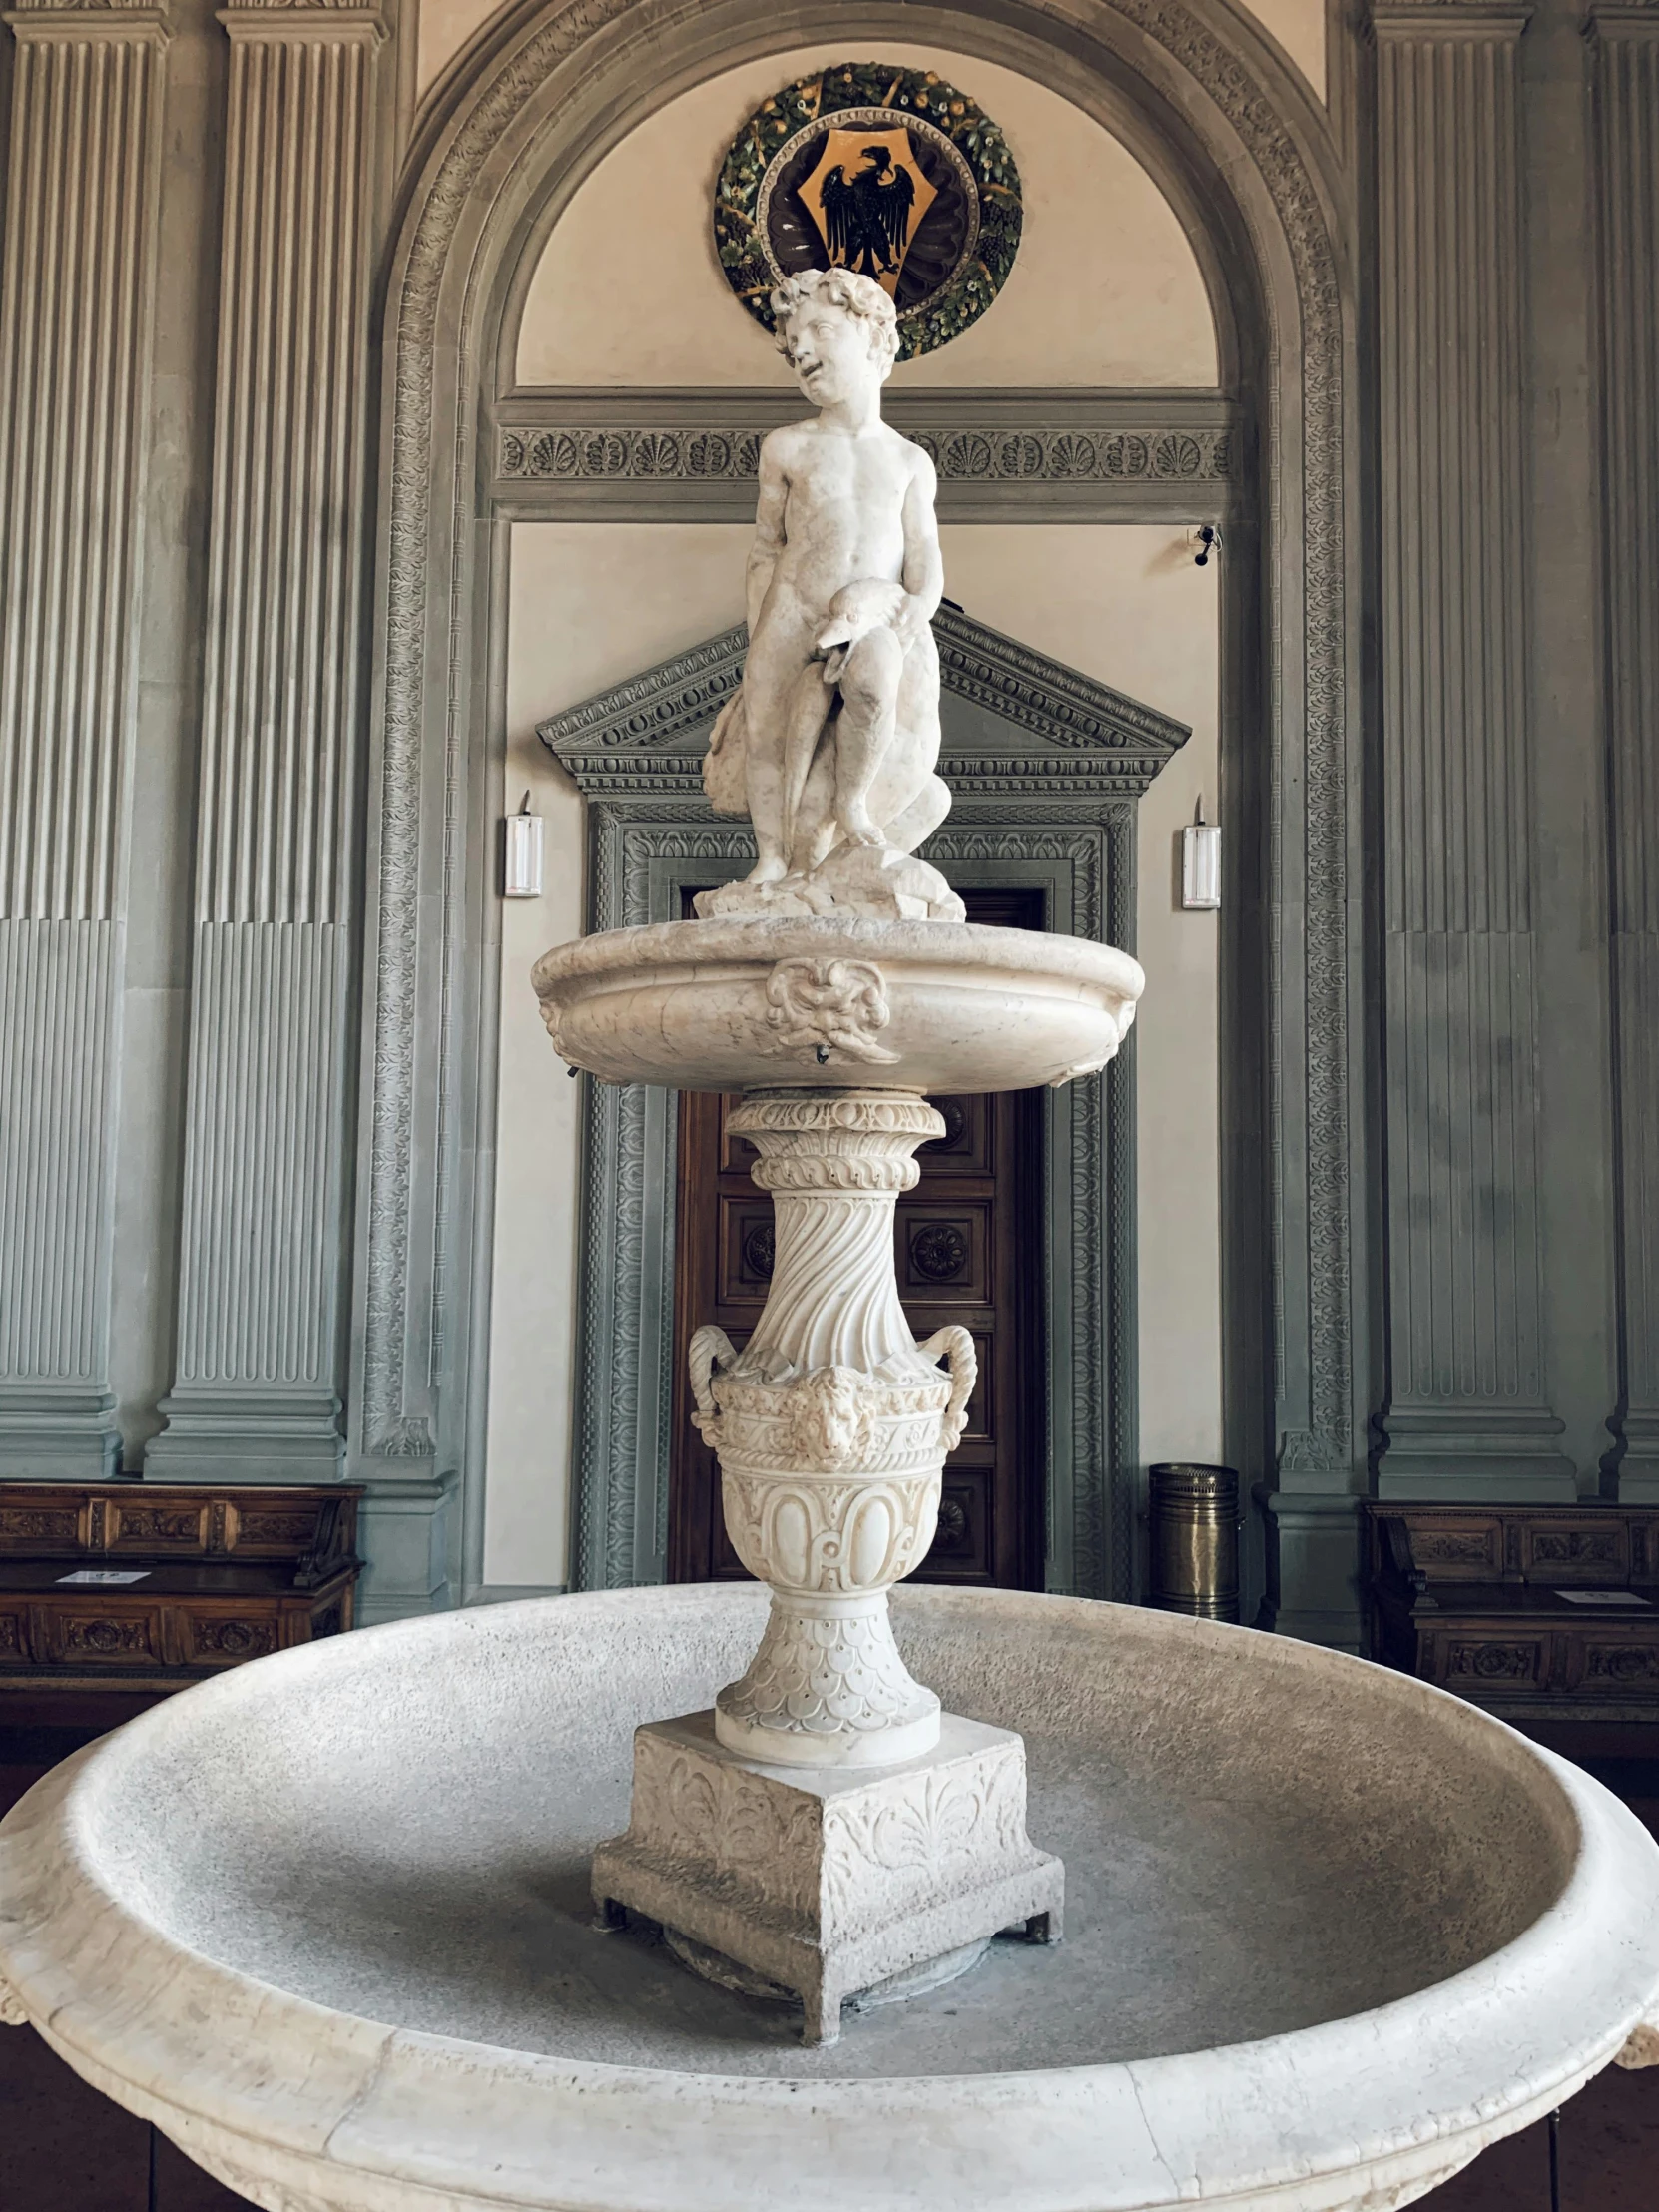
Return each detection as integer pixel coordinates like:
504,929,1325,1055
697,269,962,923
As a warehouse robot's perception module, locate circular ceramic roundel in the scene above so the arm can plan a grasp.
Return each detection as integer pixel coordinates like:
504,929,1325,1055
714,62,1023,362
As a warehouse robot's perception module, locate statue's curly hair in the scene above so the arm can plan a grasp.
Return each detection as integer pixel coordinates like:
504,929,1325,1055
771,268,900,371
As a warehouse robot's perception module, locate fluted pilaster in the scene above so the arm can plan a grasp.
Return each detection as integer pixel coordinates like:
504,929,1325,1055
0,0,169,1476
1590,1,1659,1493
1373,0,1573,1494
150,0,381,1480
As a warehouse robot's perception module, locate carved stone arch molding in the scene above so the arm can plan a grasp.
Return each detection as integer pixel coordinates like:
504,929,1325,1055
353,0,1365,1626
539,612,1189,1597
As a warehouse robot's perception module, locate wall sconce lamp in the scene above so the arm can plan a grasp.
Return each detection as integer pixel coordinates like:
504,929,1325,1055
1193,524,1222,567
504,791,543,899
1181,796,1221,910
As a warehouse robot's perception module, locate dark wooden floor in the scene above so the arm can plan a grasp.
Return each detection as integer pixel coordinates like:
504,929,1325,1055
1418,1744,1659,2211
3,1710,1658,2210
1,1991,245,2211
1,1700,250,2211
1424,2063,1659,2210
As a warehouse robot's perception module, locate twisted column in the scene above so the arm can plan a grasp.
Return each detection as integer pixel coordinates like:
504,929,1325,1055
149,0,383,1480
0,0,169,1476
689,1092,975,1768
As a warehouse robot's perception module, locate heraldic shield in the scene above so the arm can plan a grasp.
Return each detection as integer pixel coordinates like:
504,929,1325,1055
714,64,1024,361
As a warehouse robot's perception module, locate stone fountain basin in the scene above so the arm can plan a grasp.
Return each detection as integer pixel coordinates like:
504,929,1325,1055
530,915,1144,1092
3,1586,1658,2212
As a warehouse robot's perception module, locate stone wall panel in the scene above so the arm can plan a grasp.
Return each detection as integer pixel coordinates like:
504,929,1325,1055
0,0,169,1477
149,0,382,1481
1591,3,1659,1493
1373,0,1574,1496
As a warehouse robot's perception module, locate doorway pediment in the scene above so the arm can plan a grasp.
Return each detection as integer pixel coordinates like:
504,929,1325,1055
536,606,1186,1604
536,605,1189,798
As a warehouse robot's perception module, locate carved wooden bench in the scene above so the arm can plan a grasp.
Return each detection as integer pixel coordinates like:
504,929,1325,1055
1365,1501,1659,1723
0,1481,361,1694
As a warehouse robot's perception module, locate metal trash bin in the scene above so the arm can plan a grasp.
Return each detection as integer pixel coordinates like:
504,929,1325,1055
1146,1463,1240,1622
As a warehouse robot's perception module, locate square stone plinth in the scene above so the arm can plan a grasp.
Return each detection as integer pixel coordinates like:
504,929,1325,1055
592,1710,1063,2044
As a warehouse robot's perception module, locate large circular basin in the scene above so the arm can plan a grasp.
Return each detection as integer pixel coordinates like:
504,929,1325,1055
3,1586,1658,2212
530,916,1143,1091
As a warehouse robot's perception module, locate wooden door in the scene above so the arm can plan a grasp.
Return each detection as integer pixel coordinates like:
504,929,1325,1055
667,886,1044,1589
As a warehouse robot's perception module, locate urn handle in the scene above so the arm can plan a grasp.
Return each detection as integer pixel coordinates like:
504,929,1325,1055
688,1324,737,1433
919,1326,977,1452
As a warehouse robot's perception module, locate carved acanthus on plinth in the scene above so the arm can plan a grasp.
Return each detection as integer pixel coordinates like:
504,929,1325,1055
593,1711,1061,2046
687,1090,976,1767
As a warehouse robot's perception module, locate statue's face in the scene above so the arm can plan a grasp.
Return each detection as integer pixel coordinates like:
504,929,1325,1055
781,302,885,407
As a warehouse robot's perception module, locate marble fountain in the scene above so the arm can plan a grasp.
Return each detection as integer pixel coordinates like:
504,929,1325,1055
5,266,1659,2212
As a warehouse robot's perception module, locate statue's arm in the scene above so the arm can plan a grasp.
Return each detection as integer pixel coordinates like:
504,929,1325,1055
898,447,944,638
746,437,789,636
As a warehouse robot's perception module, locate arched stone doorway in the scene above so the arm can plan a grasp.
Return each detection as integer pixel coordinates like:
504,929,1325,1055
349,0,1365,1638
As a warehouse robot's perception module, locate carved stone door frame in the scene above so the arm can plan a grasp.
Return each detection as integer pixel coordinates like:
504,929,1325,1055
540,611,1186,1600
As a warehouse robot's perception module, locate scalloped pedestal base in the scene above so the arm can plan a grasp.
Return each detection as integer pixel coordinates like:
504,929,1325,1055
592,1708,1063,2046
714,1591,943,1767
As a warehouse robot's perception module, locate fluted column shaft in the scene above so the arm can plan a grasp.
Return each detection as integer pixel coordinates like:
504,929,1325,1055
0,0,169,1477
150,0,382,1480
1590,3,1659,1493
1373,1,1574,1495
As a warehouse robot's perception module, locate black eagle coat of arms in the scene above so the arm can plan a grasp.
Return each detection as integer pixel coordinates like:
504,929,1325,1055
818,147,917,280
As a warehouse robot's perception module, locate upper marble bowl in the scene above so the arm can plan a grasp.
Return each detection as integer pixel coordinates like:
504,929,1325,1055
531,915,1144,1092
4,1586,1659,2212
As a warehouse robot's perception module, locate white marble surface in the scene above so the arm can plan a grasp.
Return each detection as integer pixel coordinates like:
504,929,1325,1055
5,1585,1659,2212
696,267,958,923
593,1709,1062,2044
532,914,1144,1093
691,1092,977,1770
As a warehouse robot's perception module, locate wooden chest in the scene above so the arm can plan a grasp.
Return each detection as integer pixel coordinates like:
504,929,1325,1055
0,1481,362,1691
1364,1501,1659,1721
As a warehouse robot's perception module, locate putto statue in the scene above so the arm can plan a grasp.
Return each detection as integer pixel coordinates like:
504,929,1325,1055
696,269,964,923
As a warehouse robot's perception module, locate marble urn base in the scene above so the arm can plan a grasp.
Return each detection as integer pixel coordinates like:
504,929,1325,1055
530,915,1144,2043
594,1710,1062,2044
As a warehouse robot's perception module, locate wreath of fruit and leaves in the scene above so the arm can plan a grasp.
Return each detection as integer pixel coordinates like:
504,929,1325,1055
713,62,1023,362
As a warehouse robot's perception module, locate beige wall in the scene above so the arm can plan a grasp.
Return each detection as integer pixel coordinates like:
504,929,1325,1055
490,528,751,1588
490,523,1221,1585
940,531,1222,1472
512,45,1218,391
417,3,1327,115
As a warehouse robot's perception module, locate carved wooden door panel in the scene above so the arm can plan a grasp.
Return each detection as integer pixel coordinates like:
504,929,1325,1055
668,887,1044,1589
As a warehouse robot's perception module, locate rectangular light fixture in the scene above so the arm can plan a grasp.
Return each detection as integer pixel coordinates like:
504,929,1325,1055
1181,799,1221,911
504,796,543,899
